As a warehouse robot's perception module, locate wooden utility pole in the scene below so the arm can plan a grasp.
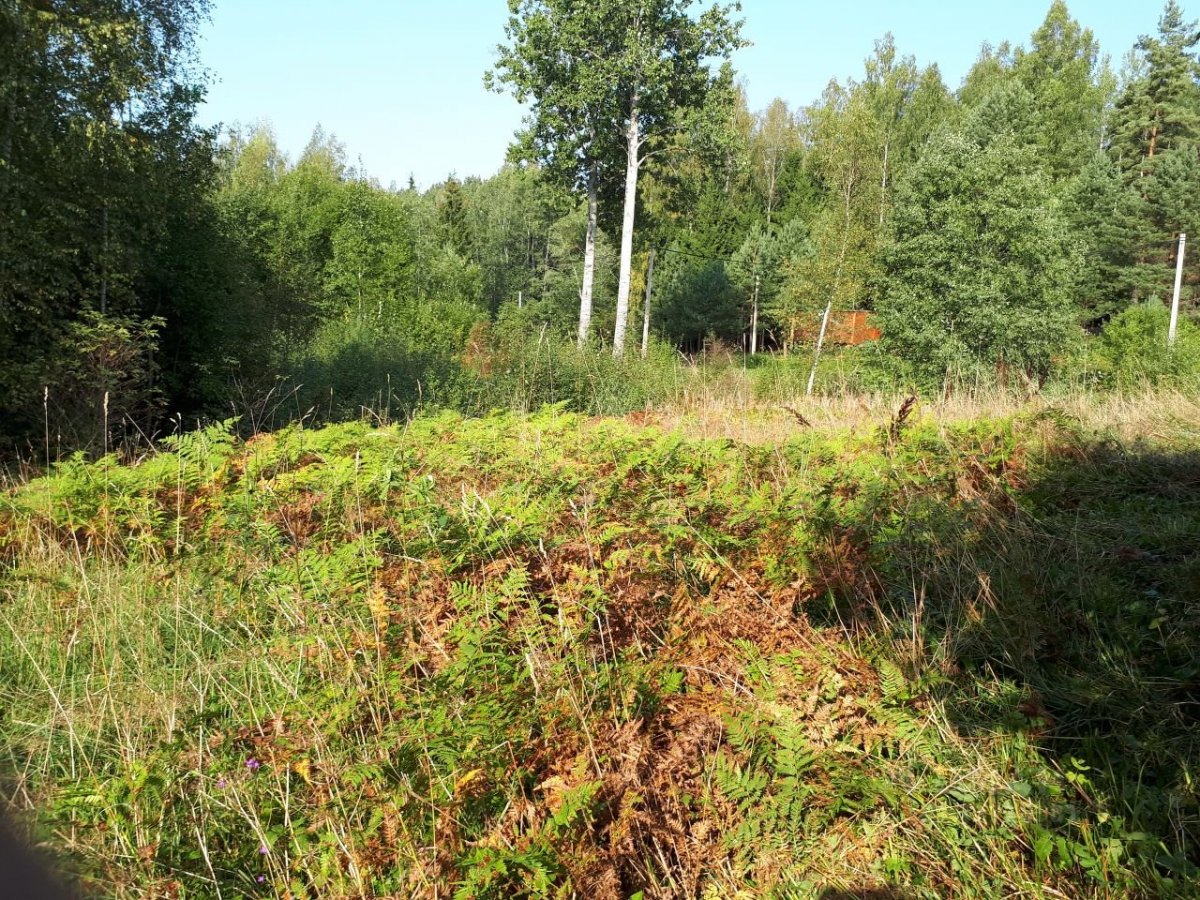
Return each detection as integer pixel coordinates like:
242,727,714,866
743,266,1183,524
806,300,833,396
750,274,760,355
1170,233,1186,347
641,247,655,359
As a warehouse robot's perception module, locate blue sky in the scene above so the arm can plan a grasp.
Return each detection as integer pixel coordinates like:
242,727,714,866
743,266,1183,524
195,0,1162,189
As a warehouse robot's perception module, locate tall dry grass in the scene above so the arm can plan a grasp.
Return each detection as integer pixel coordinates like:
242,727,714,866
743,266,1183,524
641,384,1200,446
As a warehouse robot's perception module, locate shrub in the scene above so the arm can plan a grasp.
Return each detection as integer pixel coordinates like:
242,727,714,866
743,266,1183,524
290,315,472,422
44,312,167,454
1089,300,1200,389
462,312,687,416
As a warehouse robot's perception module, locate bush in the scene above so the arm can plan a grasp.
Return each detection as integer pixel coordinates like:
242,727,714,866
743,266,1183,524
462,312,687,416
748,346,890,402
284,306,697,427
44,312,167,454
290,314,473,422
1088,301,1200,389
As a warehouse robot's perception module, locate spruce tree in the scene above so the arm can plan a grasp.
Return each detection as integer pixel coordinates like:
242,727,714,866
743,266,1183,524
1062,153,1147,322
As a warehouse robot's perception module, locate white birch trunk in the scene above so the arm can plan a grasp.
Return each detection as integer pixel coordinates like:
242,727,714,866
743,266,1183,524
613,101,640,357
750,295,759,355
807,171,855,395
806,300,833,396
578,170,599,348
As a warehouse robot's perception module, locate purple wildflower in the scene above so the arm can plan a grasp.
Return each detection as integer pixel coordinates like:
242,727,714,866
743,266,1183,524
245,757,261,771
216,778,228,789
258,843,268,855
256,875,265,883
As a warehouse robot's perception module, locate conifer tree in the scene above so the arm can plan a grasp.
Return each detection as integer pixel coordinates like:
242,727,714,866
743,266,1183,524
878,131,1078,384
437,176,472,258
1062,153,1148,321
1014,0,1111,179
1108,1,1200,302
1111,0,1200,171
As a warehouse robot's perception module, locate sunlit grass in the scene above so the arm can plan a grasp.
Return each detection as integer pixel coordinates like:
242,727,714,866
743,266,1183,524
1,401,1197,897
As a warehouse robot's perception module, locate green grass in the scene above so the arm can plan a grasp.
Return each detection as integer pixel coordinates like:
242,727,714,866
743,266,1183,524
1,404,1197,898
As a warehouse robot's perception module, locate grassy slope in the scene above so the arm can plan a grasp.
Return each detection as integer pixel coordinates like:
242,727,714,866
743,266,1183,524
1,406,1198,899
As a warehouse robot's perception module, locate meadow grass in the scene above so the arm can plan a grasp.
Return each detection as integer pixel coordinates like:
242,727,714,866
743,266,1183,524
0,397,1197,898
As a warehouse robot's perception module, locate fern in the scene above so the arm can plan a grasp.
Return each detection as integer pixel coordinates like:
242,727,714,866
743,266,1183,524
876,657,907,703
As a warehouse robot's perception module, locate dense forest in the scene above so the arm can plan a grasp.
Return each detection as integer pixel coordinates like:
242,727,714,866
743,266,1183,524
2,0,1200,454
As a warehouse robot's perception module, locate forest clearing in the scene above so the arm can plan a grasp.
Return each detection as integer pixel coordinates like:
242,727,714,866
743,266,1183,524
2,394,1198,897
3,0,1200,896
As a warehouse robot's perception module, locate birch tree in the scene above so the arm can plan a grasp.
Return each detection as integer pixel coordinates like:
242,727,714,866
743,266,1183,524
783,85,882,331
489,2,622,347
601,1,745,355
491,0,745,355
750,98,801,226
863,35,918,227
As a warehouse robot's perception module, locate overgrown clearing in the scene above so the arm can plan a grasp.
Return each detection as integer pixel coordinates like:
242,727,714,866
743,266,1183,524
1,404,1198,898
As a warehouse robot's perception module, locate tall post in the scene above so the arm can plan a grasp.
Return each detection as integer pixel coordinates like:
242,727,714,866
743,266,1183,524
750,274,760,355
1169,232,1186,347
641,247,655,359
806,300,834,396
517,290,523,309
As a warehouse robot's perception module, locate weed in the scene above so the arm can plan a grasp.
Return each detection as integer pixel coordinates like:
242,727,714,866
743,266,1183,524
1,404,1197,897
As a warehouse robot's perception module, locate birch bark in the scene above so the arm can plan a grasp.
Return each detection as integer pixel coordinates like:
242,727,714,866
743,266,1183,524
613,100,641,357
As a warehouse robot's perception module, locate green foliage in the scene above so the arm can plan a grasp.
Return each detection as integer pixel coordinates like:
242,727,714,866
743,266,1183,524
730,219,812,339
0,0,215,449
656,256,744,348
3,405,1198,897
325,178,417,321
9,0,1200,460
1062,153,1148,322
461,166,570,317
463,314,688,415
789,82,882,317
490,0,748,353
1013,0,1111,179
289,317,468,421
437,176,473,257
1111,0,1200,170
878,131,1079,385
48,312,167,452
1088,300,1200,388
1105,1,1200,304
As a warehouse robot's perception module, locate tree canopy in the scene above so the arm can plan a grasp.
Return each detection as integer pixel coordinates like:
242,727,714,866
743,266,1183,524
3,0,1200,454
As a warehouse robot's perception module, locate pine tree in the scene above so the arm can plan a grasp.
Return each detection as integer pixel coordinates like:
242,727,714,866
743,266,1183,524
878,131,1079,384
1107,1,1200,305
1111,1,1200,172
